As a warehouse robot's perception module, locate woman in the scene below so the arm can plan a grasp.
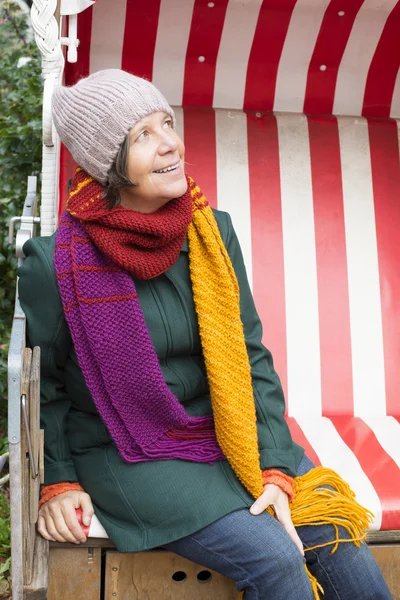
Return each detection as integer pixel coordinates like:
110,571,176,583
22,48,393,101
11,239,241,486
18,69,392,599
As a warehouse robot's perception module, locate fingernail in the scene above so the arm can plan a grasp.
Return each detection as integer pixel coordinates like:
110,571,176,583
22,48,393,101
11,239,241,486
250,505,259,515
83,516,90,525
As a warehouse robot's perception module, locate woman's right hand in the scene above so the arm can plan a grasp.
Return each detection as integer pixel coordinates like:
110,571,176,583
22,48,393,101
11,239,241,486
38,490,94,544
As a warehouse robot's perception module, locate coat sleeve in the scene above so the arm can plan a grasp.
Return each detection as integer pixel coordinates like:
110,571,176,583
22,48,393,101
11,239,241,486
17,236,79,485
223,212,302,477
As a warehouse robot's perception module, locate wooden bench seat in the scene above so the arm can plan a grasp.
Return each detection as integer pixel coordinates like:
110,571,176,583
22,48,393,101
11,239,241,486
44,537,400,600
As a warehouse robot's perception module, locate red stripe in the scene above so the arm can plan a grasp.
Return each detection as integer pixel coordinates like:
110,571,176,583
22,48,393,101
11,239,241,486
77,293,138,305
303,1,364,115
368,119,400,417
59,146,78,218
64,7,93,85
308,116,353,416
183,108,218,209
61,7,93,218
247,114,288,400
244,0,297,111
286,418,321,467
331,417,400,530
362,3,400,118
182,0,229,107
121,0,161,79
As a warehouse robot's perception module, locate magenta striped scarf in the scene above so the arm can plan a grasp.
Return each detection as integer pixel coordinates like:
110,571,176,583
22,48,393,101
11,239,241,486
54,212,225,464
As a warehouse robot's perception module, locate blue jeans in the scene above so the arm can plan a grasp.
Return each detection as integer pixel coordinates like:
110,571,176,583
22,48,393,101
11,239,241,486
163,455,392,599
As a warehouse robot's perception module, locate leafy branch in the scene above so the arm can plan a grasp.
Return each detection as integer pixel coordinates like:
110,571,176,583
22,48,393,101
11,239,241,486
2,6,29,47
0,2,43,595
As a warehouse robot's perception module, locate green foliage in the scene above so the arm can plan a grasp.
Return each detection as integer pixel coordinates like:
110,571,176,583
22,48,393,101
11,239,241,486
0,1,42,405
0,2,43,595
0,484,10,595
0,491,10,574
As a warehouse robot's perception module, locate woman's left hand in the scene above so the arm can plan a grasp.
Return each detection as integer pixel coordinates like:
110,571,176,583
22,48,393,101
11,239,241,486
250,483,304,556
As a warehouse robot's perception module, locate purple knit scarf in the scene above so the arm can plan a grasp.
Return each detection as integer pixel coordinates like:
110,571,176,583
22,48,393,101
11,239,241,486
54,212,225,464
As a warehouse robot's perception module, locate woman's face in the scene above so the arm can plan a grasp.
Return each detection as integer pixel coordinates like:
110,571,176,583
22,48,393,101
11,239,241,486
120,111,187,213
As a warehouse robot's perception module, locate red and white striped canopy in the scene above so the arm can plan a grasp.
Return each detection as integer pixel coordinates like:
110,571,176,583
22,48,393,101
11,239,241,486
64,0,400,117
61,0,400,533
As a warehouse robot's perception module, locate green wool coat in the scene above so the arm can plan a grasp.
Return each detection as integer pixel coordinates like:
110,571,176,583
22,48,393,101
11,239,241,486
17,209,304,552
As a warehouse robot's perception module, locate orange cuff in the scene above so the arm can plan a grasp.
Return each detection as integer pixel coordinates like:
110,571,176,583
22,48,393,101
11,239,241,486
39,482,84,509
261,469,295,501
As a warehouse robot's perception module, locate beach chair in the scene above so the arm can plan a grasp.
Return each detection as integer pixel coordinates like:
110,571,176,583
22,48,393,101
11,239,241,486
8,0,400,597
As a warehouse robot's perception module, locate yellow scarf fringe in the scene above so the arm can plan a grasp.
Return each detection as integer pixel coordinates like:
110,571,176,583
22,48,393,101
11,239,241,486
187,181,373,600
290,466,373,551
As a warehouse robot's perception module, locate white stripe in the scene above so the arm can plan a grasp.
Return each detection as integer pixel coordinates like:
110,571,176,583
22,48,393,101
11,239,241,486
152,0,195,106
338,117,386,416
273,0,331,113
173,106,184,141
362,416,400,470
213,0,263,109
390,68,400,118
215,110,253,289
89,0,126,72
60,0,95,15
88,514,108,538
297,417,382,530
277,114,321,416
333,0,399,117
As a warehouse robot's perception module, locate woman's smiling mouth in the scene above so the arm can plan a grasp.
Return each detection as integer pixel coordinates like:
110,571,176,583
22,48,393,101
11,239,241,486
153,161,180,174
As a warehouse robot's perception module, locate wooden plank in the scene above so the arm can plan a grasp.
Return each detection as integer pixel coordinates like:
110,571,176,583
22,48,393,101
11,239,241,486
21,348,32,398
39,429,44,485
371,545,400,600
368,530,400,544
25,509,36,587
48,537,400,550
104,550,237,600
49,537,116,549
22,455,31,584
38,543,398,600
20,348,32,461
48,547,101,600
23,532,49,600
22,347,41,586
29,347,40,525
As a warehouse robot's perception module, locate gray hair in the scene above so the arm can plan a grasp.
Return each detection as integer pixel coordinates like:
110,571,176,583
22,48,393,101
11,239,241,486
102,134,136,209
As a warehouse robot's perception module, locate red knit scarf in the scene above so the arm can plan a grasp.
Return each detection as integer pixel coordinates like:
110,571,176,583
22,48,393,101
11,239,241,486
67,168,193,279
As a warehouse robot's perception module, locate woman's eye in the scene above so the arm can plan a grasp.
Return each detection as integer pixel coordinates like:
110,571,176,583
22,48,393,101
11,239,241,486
164,119,173,129
137,130,149,140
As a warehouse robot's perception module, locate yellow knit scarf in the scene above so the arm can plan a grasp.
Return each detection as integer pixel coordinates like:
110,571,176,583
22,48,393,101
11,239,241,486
187,179,373,599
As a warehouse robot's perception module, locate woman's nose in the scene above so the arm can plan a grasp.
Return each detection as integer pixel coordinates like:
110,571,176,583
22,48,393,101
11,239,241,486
158,132,179,154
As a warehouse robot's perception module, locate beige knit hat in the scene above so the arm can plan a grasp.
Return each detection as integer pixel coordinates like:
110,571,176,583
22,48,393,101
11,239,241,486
52,69,175,184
